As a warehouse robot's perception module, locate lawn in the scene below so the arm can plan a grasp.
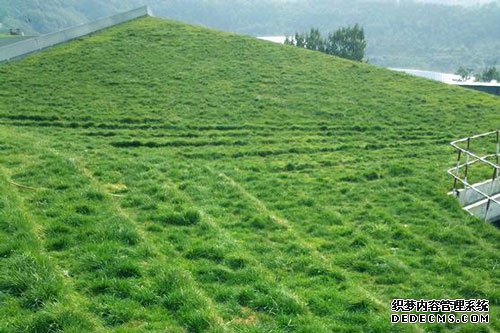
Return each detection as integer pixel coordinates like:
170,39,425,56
0,17,499,332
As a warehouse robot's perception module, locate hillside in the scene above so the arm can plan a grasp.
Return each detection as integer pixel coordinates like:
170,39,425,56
1,0,500,71
0,17,499,332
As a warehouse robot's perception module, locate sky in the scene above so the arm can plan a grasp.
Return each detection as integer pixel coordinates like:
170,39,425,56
413,0,498,4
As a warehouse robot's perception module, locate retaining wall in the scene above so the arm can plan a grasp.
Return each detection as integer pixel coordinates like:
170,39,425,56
466,194,500,223
454,177,500,223
457,177,500,207
0,6,152,62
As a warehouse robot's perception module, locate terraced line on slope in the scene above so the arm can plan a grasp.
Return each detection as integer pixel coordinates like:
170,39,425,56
211,156,500,331
0,166,106,332
131,158,406,332
84,154,336,331
0,129,189,332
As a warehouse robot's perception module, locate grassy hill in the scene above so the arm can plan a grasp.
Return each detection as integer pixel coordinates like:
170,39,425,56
0,17,499,333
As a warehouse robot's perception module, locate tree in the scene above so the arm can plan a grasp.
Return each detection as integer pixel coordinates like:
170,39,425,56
475,66,500,82
285,29,324,50
284,36,294,45
286,25,367,62
294,32,305,48
325,24,366,62
305,28,325,52
455,66,473,81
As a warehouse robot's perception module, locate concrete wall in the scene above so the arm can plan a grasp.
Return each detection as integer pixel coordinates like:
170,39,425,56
0,6,152,62
466,194,500,223
455,177,500,223
457,177,500,206
0,36,32,47
459,85,500,96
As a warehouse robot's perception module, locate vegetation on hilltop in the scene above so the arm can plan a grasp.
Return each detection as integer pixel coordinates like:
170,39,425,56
455,65,500,82
475,66,500,82
0,17,499,332
0,0,499,71
285,25,367,62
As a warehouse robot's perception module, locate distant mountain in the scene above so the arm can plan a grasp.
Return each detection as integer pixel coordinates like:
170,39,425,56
1,0,499,72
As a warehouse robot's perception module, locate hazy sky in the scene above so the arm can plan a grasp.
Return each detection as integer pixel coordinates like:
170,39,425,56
415,0,497,4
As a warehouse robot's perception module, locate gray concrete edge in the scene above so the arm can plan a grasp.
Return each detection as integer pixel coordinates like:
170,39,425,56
0,6,152,63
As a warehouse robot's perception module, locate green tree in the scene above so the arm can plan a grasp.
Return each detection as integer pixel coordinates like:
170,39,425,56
294,32,305,48
475,66,500,82
455,66,473,81
325,24,366,62
286,25,367,62
305,28,325,52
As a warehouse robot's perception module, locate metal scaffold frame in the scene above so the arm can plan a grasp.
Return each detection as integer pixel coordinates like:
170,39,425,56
448,130,500,222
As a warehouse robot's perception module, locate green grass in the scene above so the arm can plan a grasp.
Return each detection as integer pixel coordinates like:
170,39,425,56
0,16,499,332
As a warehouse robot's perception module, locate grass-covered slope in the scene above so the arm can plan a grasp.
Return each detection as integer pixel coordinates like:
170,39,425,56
0,17,499,332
